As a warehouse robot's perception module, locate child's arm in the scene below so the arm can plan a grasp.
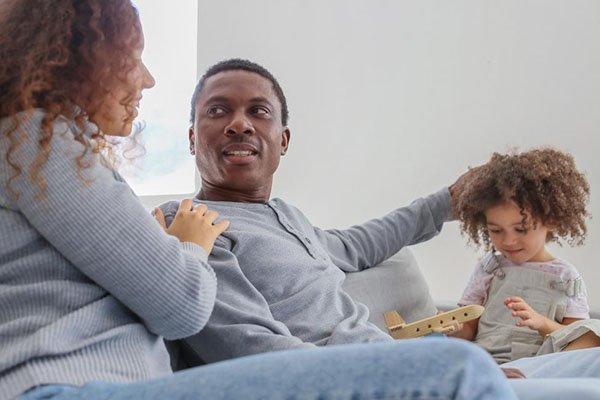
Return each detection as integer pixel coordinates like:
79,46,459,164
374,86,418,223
505,297,583,336
447,318,479,341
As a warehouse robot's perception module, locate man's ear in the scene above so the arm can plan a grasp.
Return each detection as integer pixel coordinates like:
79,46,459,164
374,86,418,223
189,126,196,155
280,127,291,156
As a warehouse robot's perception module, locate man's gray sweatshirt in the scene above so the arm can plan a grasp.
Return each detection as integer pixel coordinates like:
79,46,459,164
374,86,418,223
160,189,452,364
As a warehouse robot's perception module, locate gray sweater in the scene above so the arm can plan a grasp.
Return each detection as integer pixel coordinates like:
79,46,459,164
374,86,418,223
0,111,216,400
160,189,451,364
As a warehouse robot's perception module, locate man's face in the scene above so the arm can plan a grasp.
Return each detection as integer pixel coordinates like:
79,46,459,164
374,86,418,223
190,70,290,194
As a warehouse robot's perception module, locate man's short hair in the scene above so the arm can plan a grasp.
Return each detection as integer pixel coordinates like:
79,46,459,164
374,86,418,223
190,58,289,126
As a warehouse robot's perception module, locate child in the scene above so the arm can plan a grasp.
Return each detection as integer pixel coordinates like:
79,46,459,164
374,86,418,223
450,148,600,364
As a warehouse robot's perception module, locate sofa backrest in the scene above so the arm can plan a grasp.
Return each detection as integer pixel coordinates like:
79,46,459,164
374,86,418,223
342,247,437,331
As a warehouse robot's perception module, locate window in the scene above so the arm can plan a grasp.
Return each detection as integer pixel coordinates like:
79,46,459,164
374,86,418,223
119,2,198,198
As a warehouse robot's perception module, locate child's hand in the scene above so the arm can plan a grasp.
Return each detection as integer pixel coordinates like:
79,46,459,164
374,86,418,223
434,310,465,336
500,367,526,379
504,297,550,332
154,199,230,255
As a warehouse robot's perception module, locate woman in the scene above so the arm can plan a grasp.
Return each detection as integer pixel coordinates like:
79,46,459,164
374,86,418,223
0,1,516,399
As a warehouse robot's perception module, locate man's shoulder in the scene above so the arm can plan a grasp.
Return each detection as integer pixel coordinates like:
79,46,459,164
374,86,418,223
269,197,308,217
157,200,181,216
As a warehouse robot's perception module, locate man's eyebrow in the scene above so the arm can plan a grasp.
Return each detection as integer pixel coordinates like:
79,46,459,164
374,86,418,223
204,96,230,105
249,97,274,107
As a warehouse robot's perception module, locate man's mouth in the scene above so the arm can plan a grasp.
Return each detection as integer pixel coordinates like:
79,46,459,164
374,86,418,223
221,144,259,164
223,150,258,157
221,142,259,161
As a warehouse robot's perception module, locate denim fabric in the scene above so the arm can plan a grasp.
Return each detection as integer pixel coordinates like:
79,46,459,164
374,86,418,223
18,340,516,400
503,346,600,378
505,347,600,400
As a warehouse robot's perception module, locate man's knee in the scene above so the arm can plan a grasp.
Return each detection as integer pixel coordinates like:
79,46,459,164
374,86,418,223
421,337,496,369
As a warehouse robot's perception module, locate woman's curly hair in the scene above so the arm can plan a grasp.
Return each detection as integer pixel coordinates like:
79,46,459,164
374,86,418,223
0,0,143,198
452,148,590,250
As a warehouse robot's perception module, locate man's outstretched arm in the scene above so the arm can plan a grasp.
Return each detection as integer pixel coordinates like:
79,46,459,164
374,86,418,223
315,188,452,272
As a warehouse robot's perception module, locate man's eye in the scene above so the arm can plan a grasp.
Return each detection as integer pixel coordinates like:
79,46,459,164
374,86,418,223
207,106,226,116
251,106,270,116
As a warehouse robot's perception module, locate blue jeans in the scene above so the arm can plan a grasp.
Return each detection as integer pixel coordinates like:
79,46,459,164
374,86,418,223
504,347,600,400
19,339,516,400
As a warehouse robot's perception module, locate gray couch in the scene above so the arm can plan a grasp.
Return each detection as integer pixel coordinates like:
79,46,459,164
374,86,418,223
343,247,599,329
343,248,437,330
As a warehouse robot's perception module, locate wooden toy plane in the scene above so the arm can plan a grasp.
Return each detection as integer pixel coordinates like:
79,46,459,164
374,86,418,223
383,305,484,339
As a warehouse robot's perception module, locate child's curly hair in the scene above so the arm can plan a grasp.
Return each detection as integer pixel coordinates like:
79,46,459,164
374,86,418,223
452,148,590,250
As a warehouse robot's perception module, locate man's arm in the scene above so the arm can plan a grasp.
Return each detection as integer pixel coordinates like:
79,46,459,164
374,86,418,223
176,240,316,364
313,188,452,272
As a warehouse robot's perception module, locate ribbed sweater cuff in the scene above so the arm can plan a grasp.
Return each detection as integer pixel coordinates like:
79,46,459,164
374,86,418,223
180,242,209,262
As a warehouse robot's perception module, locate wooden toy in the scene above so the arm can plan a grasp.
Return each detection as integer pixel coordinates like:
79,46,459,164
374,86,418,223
383,305,484,339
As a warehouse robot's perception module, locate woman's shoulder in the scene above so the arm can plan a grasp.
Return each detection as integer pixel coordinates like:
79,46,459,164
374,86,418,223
1,108,95,138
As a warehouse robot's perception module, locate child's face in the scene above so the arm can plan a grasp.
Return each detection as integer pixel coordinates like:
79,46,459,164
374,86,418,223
485,201,553,264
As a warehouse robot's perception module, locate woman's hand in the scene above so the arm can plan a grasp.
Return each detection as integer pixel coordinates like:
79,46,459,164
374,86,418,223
154,199,230,254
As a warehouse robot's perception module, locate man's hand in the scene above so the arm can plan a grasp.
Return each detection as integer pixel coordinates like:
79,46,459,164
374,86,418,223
448,165,483,220
154,199,230,255
505,296,561,336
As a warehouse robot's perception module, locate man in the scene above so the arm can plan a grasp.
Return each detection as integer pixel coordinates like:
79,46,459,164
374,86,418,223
157,60,600,400
159,58,459,364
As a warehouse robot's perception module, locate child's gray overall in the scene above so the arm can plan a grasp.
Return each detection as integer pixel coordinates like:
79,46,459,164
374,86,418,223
473,253,600,364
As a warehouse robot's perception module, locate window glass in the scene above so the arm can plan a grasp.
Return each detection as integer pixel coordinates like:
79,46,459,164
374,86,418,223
119,1,198,195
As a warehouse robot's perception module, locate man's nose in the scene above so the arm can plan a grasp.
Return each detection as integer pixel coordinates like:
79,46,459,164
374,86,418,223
225,111,255,136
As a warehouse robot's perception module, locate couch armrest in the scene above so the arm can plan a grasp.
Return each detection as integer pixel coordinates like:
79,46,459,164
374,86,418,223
343,248,437,331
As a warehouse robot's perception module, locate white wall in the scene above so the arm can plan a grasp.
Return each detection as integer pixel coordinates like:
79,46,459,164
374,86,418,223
197,0,600,309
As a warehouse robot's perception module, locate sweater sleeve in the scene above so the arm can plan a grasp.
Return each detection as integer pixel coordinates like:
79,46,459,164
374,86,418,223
175,239,316,363
313,188,452,272
1,112,216,340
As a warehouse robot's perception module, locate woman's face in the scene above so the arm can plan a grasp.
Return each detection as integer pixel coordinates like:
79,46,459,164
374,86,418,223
91,33,155,136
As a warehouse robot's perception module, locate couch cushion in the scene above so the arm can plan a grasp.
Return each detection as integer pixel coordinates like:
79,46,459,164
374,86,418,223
342,248,437,331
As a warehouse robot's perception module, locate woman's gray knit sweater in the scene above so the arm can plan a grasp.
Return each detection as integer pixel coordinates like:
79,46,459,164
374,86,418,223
0,111,216,400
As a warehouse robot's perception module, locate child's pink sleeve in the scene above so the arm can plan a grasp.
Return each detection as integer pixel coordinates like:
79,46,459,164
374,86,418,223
458,260,493,307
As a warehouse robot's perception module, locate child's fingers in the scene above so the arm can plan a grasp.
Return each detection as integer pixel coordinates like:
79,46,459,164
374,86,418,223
213,220,230,235
513,310,532,320
501,367,526,379
203,210,220,224
178,198,194,212
154,208,167,230
508,301,530,311
516,319,534,328
505,296,524,304
193,204,208,215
